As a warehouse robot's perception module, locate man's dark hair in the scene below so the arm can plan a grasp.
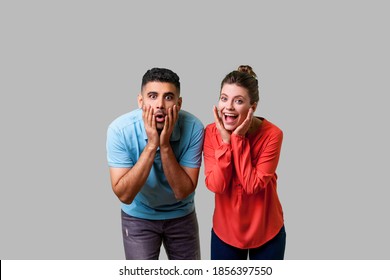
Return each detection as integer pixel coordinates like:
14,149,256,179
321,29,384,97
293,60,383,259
141,67,180,92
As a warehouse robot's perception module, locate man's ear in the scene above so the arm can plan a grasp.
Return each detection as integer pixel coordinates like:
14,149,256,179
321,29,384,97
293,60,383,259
177,97,183,110
137,93,143,108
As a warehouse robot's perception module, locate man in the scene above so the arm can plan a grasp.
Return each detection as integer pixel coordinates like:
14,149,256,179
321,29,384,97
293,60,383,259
106,68,204,259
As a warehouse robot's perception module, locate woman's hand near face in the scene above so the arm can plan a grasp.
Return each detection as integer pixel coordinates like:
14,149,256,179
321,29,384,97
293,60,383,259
213,106,231,144
233,107,254,137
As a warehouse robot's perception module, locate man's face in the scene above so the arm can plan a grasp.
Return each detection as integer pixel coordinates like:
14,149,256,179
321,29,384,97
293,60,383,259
138,81,182,130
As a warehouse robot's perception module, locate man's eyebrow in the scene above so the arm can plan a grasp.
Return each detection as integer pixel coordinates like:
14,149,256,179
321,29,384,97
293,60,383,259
146,91,175,95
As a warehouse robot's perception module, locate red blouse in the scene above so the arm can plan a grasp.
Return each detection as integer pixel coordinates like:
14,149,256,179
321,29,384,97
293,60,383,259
203,118,284,249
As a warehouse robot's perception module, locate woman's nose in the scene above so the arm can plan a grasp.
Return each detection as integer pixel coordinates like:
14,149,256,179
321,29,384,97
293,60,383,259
226,101,234,110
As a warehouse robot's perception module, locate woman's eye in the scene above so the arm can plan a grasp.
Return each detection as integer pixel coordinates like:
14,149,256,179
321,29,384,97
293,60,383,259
235,99,243,104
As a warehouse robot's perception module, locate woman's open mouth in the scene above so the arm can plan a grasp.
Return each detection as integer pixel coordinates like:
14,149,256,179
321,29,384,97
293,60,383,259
224,113,238,124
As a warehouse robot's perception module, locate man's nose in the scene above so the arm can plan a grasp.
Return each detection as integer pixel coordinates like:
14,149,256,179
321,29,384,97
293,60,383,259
156,96,164,109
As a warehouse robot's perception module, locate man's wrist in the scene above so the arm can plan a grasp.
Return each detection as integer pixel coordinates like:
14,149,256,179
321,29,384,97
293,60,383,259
145,142,158,151
159,143,172,153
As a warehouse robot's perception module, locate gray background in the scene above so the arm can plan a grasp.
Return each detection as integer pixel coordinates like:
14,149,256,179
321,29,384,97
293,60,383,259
1,0,389,259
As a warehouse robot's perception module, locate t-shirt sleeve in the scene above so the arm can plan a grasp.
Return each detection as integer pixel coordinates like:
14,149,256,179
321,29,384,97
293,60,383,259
106,126,134,168
179,123,204,169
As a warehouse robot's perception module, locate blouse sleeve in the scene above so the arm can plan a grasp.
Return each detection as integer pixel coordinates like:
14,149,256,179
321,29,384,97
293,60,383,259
231,129,283,195
203,126,233,194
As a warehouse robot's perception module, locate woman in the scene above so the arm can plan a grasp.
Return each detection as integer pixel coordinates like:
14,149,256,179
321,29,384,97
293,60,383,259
203,65,286,260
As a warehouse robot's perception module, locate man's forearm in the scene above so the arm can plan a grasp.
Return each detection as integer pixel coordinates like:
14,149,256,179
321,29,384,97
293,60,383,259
160,145,196,200
113,143,157,204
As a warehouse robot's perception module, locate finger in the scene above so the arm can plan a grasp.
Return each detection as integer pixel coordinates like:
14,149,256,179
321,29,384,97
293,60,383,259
244,109,253,127
234,108,253,135
142,105,150,124
151,108,156,129
142,104,147,117
169,105,179,132
172,105,178,124
242,108,253,127
146,105,152,125
149,107,155,128
166,107,172,130
162,107,170,133
247,108,254,120
213,106,221,124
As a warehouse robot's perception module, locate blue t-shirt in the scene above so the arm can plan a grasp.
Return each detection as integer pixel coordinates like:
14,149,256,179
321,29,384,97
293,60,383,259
106,108,204,220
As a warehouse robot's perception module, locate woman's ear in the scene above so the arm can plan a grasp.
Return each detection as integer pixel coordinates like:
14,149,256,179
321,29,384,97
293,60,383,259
251,102,258,112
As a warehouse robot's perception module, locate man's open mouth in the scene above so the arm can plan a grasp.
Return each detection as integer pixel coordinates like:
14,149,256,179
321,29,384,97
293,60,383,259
155,112,166,123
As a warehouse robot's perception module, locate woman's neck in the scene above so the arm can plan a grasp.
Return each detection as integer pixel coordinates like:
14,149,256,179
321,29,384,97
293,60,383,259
248,117,263,135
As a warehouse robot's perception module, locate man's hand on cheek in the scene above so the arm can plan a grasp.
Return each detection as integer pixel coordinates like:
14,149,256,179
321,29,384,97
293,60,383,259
142,105,159,149
160,105,179,148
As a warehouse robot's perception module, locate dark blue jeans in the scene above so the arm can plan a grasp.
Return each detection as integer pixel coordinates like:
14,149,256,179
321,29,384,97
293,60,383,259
211,225,286,260
121,210,200,260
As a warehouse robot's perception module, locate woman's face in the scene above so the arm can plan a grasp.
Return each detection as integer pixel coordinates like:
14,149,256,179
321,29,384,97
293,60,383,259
217,83,254,131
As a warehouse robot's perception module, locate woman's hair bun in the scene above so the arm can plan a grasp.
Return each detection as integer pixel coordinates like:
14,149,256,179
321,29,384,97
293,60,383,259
237,65,257,78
